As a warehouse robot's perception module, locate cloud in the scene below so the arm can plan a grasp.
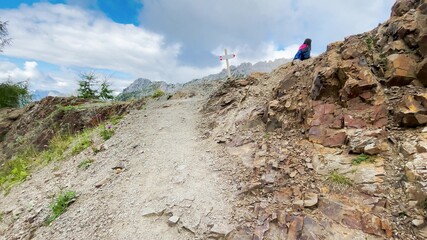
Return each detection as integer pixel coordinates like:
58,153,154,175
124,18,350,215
0,60,75,93
0,2,218,87
0,61,40,82
139,0,395,66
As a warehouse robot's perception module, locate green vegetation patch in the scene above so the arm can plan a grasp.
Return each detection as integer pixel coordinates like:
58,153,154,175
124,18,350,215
71,131,93,156
78,159,93,170
100,123,114,141
352,153,375,165
0,148,36,193
110,115,123,125
152,89,165,98
46,190,77,225
39,135,73,164
326,170,353,186
0,130,92,194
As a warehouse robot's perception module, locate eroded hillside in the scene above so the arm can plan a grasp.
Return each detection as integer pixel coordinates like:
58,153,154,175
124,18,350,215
202,0,427,239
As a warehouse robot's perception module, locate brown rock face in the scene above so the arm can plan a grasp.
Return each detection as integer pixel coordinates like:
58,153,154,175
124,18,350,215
417,1,427,56
391,0,419,17
386,54,418,86
417,58,427,86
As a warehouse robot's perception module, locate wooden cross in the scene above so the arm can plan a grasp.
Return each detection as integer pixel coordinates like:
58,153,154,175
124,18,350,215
219,49,236,78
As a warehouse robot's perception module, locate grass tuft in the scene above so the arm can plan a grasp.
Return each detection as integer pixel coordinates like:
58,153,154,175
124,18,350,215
71,131,93,156
46,190,77,225
99,124,114,141
78,159,93,169
326,170,353,186
352,153,375,165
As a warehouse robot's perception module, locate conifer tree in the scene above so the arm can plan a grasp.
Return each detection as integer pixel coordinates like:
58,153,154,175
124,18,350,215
99,80,114,100
77,73,98,99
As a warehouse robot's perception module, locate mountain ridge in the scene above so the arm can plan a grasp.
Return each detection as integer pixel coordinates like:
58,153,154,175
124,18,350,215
116,58,290,100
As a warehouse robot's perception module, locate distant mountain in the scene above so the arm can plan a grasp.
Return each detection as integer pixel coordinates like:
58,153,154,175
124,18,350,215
117,58,291,101
116,78,182,101
197,58,290,81
31,90,65,101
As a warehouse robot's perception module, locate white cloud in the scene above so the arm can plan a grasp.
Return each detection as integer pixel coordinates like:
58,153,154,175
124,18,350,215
0,3,219,88
0,61,40,83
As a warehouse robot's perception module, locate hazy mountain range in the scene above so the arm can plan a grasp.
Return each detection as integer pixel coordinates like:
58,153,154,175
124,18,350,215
117,58,290,100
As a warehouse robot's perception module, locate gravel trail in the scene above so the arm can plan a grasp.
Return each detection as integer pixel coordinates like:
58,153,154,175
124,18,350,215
0,96,236,240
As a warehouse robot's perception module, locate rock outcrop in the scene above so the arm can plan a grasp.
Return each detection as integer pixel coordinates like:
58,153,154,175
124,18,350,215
203,0,427,239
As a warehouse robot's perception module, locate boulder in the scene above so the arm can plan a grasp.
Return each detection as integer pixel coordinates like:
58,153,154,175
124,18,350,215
323,132,347,148
386,54,418,86
417,58,427,86
339,76,377,101
395,95,427,127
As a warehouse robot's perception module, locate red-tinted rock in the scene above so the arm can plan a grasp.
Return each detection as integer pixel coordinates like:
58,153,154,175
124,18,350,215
361,213,385,236
314,103,337,116
318,198,363,230
311,114,334,127
344,114,367,129
360,91,374,101
330,115,344,129
372,105,388,127
308,126,326,144
382,220,393,238
323,132,347,147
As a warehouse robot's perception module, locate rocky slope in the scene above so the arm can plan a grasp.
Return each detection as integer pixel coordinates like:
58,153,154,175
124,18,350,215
202,0,427,239
0,97,144,162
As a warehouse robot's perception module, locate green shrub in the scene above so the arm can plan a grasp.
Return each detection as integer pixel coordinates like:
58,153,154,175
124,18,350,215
352,153,375,165
0,81,31,108
151,89,165,98
46,190,77,224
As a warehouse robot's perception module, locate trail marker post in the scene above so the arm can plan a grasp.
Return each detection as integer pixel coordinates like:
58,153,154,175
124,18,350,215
219,49,236,78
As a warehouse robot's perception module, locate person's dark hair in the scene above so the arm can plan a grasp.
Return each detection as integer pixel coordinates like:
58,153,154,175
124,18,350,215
304,38,312,48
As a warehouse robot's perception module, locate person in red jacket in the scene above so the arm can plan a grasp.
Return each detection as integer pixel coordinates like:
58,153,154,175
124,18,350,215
293,38,312,61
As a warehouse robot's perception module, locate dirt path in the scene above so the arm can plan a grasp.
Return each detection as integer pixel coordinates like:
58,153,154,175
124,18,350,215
0,96,236,240
105,97,236,239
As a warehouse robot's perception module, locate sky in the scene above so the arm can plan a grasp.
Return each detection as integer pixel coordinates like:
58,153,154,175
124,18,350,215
0,0,395,95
